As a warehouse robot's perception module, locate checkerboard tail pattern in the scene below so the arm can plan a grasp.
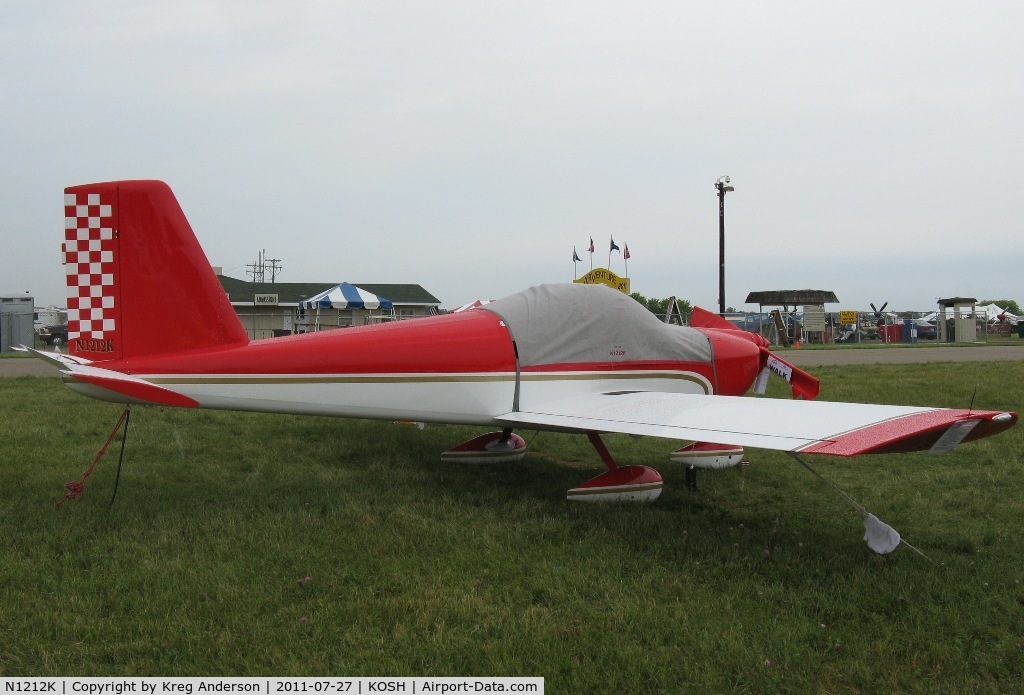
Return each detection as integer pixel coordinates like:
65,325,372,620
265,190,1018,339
63,189,120,357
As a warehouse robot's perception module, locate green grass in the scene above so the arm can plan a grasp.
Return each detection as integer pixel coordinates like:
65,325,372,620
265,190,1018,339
1,363,1023,691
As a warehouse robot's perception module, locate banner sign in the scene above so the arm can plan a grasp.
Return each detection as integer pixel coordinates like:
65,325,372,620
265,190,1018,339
802,305,826,332
574,268,630,294
767,354,793,383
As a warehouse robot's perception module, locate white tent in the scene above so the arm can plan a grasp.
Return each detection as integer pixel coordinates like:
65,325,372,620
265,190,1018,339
976,303,1018,324
923,304,1017,326
300,283,393,310
299,283,395,331
452,299,494,313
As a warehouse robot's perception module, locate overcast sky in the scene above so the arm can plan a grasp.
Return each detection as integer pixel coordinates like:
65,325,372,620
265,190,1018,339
3,1,1022,312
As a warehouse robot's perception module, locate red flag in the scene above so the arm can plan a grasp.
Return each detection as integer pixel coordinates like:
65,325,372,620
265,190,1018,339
624,244,630,260
588,237,594,253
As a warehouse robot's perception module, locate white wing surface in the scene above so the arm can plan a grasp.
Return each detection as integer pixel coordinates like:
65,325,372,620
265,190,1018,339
496,391,1015,456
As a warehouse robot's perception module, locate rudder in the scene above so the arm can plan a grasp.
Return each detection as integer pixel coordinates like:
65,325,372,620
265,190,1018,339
63,180,249,362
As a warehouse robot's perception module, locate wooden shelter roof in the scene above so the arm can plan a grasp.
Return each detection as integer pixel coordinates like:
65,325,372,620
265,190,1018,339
744,289,839,306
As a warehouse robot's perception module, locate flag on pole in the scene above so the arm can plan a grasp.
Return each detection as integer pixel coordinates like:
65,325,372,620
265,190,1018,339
573,248,582,262
608,236,620,268
623,243,629,277
588,237,595,253
623,244,630,260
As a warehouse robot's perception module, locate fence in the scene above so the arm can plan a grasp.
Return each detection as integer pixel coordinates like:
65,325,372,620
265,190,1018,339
653,310,1015,346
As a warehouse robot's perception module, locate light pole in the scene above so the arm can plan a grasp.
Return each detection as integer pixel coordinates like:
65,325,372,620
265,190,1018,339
715,175,734,316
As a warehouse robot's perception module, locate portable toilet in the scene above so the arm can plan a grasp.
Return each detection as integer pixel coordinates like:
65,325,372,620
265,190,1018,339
901,319,918,343
936,297,977,343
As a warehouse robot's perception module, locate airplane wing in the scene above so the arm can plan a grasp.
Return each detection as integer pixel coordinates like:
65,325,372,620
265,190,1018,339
496,391,1017,456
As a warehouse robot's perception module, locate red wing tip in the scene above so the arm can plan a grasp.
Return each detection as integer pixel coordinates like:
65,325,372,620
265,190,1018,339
800,409,1017,457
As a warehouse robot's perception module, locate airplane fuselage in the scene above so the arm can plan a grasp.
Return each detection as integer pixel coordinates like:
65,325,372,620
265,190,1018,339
64,309,760,427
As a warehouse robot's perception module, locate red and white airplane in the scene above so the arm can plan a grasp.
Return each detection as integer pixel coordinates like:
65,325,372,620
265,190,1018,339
30,180,1017,508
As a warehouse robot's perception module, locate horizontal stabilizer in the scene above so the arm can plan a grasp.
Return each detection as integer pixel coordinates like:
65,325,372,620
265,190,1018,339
61,366,199,408
14,345,93,369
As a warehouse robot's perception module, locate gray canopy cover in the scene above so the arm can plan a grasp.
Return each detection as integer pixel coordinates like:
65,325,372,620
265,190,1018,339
482,284,712,367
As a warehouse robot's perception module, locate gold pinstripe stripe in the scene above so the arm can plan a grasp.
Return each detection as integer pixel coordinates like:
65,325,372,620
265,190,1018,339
141,371,709,392
146,374,513,386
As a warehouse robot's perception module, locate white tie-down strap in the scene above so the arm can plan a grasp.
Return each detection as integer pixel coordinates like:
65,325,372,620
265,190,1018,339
789,452,931,559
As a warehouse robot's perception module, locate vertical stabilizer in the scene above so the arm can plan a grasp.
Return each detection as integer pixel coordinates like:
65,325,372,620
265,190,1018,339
63,181,248,361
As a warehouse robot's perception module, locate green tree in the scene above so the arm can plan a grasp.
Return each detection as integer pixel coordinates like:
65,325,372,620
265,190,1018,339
629,293,692,321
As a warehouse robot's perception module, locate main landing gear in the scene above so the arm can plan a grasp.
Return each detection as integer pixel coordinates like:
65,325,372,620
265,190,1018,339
440,428,528,464
566,432,664,502
669,442,745,490
441,430,745,500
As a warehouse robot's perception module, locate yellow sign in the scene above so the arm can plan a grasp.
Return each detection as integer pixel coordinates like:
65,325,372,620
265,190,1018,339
839,310,858,324
574,268,630,294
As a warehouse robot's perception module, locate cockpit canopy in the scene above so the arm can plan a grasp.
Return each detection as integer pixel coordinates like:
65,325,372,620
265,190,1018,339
482,284,712,368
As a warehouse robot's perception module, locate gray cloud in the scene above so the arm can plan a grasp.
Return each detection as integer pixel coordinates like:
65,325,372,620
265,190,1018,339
4,1,1021,312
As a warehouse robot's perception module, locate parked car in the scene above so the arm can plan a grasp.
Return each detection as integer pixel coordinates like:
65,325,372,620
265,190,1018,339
38,322,68,346
914,320,937,340
916,324,936,340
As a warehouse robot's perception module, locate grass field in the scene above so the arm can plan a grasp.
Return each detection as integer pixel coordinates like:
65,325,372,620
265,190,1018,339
1,362,1022,691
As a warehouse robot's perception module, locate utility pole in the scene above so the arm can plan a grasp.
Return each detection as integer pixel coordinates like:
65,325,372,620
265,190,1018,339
715,176,734,316
245,250,283,283
265,257,282,282
246,257,263,284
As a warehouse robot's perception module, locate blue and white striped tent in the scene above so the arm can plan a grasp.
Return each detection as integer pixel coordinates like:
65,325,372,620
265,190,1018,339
300,283,393,311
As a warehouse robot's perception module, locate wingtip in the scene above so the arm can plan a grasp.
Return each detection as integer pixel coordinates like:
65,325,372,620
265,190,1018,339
801,409,1017,457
